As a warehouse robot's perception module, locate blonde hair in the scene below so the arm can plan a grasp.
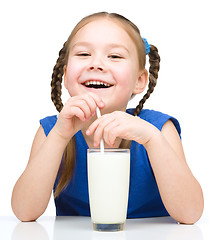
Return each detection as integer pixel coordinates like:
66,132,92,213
51,12,160,198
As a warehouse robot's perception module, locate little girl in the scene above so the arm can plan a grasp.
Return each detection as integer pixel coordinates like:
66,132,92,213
12,12,204,224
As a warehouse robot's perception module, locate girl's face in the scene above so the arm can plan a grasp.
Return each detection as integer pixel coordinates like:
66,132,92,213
64,18,147,113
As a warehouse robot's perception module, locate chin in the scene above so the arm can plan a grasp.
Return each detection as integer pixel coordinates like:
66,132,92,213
100,104,127,115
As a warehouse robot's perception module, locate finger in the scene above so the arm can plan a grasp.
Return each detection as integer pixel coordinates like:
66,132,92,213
88,92,105,109
103,121,120,147
72,93,104,118
62,106,86,121
93,117,115,147
80,94,98,117
86,113,112,135
68,99,93,120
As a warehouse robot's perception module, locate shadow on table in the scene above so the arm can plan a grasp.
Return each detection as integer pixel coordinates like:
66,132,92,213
53,216,203,240
11,221,49,240
125,217,204,240
11,216,204,240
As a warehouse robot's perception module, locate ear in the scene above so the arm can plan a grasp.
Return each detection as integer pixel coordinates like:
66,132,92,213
133,69,148,94
63,65,67,89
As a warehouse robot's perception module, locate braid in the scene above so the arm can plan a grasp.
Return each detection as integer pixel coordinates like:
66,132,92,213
51,41,69,112
134,45,160,116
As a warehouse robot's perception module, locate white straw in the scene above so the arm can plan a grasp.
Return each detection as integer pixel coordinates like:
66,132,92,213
96,107,104,153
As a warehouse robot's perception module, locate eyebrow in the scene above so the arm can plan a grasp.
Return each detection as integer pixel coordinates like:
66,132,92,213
71,42,91,49
108,43,130,53
71,42,129,53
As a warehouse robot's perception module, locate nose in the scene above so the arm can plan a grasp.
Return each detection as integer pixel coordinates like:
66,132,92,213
88,56,105,72
89,66,103,71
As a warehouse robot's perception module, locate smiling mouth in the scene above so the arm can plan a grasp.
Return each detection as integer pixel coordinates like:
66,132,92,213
82,80,113,89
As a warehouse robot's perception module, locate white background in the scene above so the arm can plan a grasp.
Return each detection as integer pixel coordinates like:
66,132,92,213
0,0,208,220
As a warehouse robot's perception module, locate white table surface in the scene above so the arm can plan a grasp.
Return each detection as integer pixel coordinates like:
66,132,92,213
1,214,209,240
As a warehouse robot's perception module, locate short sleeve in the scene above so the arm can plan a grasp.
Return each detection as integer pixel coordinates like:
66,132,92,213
40,115,57,137
126,108,181,138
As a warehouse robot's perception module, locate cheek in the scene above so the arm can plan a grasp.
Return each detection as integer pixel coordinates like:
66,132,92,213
67,60,80,77
65,61,82,87
114,64,136,89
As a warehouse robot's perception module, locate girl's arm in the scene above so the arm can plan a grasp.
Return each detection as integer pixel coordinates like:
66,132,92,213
87,112,204,224
11,93,104,222
11,125,70,222
144,120,204,224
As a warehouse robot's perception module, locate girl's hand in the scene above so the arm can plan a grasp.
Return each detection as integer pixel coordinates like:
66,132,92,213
86,111,159,147
53,93,104,140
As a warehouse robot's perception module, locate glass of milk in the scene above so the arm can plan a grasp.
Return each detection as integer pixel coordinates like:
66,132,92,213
87,148,130,231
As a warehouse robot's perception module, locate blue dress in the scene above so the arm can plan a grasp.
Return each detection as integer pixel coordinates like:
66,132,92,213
40,109,181,218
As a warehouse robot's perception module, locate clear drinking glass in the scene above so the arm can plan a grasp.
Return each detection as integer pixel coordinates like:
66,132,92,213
87,148,130,231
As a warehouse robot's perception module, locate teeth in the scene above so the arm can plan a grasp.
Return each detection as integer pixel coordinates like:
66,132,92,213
84,81,111,87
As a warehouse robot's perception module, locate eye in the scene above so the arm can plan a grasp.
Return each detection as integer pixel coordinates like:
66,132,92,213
76,52,91,57
108,54,123,59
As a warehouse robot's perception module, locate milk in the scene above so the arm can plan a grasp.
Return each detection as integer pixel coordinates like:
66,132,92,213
87,149,130,231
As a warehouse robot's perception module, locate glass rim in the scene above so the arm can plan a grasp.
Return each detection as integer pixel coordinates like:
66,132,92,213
87,148,130,153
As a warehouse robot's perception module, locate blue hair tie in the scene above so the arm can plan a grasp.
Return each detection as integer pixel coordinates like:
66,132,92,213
142,38,151,55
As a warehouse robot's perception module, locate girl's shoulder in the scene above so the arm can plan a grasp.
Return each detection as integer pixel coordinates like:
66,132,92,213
126,108,181,136
40,115,57,137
